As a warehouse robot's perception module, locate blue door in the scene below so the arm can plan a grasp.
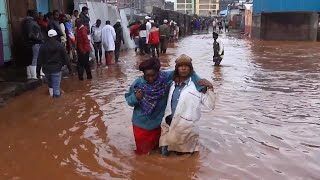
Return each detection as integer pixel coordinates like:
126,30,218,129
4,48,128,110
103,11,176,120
37,0,49,13
0,0,11,62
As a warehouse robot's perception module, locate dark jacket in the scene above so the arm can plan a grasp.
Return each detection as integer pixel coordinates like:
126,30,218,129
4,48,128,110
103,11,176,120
113,23,124,44
79,12,90,34
38,39,70,74
159,24,170,37
37,18,49,40
22,16,44,45
139,23,147,31
48,20,63,42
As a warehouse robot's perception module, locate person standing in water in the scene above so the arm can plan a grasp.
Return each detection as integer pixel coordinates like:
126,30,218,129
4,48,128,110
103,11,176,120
159,19,170,54
113,19,125,63
148,23,160,58
159,54,215,156
212,32,224,66
101,20,116,65
76,18,92,80
91,19,103,65
125,58,210,155
212,19,217,32
218,20,223,34
130,20,141,53
225,19,229,33
38,29,72,97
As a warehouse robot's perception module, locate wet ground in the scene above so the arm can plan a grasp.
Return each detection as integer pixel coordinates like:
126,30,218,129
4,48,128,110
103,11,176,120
0,34,320,180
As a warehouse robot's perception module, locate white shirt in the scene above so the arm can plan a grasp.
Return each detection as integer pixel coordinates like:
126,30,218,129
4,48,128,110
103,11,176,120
159,78,215,153
91,25,103,42
146,22,152,43
216,38,224,55
101,24,116,51
139,30,147,38
212,20,216,27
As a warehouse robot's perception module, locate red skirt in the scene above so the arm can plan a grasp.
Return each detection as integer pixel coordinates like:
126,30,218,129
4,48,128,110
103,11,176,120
133,124,161,155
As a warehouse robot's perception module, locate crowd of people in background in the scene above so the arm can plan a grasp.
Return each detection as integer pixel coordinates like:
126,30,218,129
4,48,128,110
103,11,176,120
21,5,220,157
22,6,126,98
21,5,226,100
212,18,233,33
129,16,182,57
22,5,194,99
192,17,233,34
192,17,211,33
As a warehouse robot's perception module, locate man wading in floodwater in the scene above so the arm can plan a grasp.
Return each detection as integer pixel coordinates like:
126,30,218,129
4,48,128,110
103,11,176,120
212,32,224,66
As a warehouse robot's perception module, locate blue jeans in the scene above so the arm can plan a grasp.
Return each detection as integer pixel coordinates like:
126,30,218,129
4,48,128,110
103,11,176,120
32,44,41,66
46,71,62,98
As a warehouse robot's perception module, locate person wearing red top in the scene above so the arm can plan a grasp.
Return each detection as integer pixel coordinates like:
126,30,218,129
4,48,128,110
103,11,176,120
37,12,48,30
130,21,141,52
76,18,92,80
229,19,233,29
148,23,160,58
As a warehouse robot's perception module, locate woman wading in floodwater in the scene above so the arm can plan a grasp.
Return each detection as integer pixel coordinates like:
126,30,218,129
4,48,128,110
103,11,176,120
125,58,213,155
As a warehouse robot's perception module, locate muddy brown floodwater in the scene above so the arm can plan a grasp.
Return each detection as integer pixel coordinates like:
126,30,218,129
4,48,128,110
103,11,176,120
1,34,320,180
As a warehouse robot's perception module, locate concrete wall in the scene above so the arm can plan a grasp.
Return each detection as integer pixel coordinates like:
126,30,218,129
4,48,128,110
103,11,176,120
318,25,320,41
251,15,262,39
144,0,164,14
260,12,318,41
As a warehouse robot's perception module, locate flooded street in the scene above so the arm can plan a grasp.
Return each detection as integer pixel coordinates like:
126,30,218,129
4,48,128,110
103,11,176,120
1,34,320,179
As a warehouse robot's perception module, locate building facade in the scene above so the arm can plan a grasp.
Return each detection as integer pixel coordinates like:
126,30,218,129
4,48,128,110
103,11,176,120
143,0,165,13
252,0,320,41
0,0,72,66
174,0,195,15
116,0,131,8
195,0,220,16
219,0,237,11
253,0,320,14
165,1,174,11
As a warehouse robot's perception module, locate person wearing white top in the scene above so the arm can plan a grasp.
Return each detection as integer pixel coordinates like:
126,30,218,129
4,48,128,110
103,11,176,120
91,19,103,65
159,54,215,155
212,32,224,66
59,16,67,47
212,19,217,32
145,16,152,44
101,20,116,65
71,10,79,33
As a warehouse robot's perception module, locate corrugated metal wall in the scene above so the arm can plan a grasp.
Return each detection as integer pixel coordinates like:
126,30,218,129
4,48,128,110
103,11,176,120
254,0,320,14
152,7,193,35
